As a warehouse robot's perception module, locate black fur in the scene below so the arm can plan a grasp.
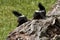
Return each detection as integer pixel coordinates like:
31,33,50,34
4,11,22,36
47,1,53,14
12,11,22,17
33,3,46,19
12,11,28,27
17,16,28,26
38,3,46,17
54,18,60,28
38,3,46,11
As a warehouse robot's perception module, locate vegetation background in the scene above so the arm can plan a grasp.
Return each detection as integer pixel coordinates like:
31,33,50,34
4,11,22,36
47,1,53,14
0,0,56,40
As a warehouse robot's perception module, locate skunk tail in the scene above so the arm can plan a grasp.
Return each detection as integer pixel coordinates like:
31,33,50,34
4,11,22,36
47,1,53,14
12,11,22,17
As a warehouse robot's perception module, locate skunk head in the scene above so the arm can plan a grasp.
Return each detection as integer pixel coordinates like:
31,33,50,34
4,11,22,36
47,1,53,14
18,16,28,24
33,10,45,19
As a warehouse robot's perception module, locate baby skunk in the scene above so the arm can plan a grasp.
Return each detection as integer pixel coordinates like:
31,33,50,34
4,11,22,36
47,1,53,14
33,3,46,19
12,11,28,27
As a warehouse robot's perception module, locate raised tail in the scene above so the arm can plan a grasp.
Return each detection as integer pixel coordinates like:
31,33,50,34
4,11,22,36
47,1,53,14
12,11,22,17
38,3,46,11
38,3,46,16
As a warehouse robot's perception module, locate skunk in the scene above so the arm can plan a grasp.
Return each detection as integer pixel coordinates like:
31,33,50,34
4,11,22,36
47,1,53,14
33,3,46,19
12,11,28,27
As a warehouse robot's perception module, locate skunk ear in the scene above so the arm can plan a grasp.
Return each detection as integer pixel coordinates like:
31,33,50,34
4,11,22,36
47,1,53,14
38,3,45,10
12,11,22,17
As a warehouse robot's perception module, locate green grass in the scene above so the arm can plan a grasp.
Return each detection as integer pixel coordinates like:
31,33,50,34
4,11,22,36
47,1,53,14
0,0,56,40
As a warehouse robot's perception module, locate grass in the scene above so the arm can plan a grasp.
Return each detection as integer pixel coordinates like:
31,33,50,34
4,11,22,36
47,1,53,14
0,0,56,40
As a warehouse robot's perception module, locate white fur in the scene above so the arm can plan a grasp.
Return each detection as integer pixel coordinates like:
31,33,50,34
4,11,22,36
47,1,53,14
19,15,25,17
35,10,44,13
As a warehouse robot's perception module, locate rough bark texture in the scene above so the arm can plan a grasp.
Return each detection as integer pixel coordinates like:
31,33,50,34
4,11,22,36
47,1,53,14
47,0,60,16
7,0,60,40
